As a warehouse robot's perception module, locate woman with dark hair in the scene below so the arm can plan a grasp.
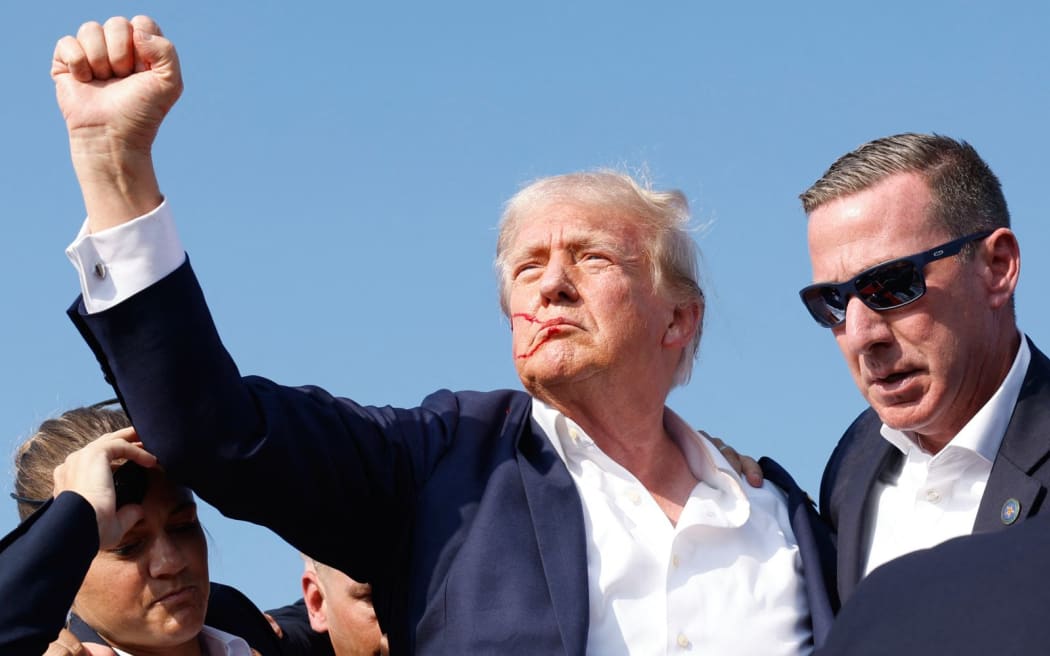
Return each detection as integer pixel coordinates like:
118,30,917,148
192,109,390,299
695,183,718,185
1,404,328,656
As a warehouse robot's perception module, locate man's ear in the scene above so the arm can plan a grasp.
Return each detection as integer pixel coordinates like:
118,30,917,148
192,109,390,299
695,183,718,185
662,300,703,349
302,570,329,633
981,228,1020,310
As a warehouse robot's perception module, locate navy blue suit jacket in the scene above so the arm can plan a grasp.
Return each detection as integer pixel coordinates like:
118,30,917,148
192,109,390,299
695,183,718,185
70,260,836,654
819,510,1050,655
819,337,1050,604
0,491,325,656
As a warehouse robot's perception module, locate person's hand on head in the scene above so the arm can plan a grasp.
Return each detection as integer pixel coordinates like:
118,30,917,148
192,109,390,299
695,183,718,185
51,426,157,550
51,15,182,229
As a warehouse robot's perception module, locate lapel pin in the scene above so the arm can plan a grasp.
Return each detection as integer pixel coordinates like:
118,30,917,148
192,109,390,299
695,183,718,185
1001,498,1021,525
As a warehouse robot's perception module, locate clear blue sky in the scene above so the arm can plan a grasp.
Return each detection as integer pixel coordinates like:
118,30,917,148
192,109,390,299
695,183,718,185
3,1,1048,611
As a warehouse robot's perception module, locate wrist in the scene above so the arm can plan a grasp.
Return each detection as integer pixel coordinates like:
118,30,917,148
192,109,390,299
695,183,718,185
69,134,163,230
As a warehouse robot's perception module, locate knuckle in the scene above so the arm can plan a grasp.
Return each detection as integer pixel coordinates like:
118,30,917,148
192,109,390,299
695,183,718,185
76,21,103,37
103,15,129,30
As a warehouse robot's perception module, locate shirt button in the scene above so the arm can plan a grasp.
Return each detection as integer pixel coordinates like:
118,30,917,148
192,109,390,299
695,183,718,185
671,554,681,568
925,489,942,503
568,429,579,443
676,633,691,649
93,262,107,279
627,490,642,505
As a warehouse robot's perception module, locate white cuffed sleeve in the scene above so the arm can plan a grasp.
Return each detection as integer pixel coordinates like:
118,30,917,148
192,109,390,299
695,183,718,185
65,199,186,313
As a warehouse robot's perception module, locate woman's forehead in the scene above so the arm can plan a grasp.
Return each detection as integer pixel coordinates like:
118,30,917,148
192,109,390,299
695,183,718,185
141,470,196,510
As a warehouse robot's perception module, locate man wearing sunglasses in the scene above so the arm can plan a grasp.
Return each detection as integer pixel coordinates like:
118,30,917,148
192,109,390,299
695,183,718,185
798,133,1049,608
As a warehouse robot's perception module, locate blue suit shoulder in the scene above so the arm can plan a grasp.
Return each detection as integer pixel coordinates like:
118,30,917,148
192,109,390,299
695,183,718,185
819,511,1050,655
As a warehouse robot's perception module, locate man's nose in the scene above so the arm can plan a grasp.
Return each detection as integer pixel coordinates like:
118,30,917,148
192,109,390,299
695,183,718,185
538,258,579,304
840,296,894,354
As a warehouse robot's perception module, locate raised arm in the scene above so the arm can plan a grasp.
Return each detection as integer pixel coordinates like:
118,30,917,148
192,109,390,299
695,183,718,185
52,15,181,229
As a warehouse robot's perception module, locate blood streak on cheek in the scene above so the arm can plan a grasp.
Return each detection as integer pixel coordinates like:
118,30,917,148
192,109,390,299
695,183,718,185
516,326,561,359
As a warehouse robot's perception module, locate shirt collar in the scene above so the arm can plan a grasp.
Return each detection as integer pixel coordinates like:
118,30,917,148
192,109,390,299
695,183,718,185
199,625,255,656
531,398,751,526
881,332,1031,463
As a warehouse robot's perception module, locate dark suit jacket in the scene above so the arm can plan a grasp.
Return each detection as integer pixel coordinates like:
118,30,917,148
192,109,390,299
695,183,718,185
0,493,97,656
0,491,325,656
818,510,1050,655
819,337,1050,604
71,259,836,654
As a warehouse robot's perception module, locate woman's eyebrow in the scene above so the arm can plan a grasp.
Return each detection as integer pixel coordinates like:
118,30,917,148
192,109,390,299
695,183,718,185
168,500,198,517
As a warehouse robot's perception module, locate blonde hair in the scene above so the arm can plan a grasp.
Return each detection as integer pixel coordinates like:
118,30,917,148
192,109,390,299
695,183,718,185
13,406,129,520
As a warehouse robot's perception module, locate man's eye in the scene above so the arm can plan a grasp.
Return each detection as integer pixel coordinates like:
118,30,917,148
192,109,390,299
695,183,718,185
514,263,541,278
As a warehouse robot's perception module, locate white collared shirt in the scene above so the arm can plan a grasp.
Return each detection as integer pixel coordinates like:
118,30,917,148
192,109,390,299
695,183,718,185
113,625,255,656
534,401,813,656
863,336,1031,576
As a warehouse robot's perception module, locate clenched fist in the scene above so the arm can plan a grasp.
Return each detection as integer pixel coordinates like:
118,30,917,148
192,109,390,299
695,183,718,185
52,15,182,230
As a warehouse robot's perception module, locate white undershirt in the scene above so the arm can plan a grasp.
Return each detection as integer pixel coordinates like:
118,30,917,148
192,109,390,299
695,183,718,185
69,202,813,655
534,401,812,656
863,336,1030,576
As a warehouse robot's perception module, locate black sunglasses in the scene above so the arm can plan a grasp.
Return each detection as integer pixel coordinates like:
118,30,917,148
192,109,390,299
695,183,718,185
799,230,993,328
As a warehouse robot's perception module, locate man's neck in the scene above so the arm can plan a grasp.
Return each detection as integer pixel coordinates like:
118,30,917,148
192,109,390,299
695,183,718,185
915,329,1024,454
536,383,698,523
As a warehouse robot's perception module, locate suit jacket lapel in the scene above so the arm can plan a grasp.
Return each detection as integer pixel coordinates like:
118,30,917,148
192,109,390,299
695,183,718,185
975,339,1050,532
759,457,838,647
836,437,897,602
516,416,589,656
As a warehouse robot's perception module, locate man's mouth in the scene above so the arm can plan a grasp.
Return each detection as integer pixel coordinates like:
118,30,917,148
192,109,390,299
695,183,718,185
516,324,569,359
869,368,920,391
512,316,579,360
512,313,575,329
880,371,911,384
152,585,197,607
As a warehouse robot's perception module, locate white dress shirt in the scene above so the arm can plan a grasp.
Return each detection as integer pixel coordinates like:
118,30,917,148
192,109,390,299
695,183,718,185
863,336,1031,576
535,401,812,656
66,200,185,313
70,202,813,655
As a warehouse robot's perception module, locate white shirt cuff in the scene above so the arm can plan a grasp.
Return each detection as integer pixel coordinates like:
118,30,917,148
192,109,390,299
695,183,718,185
65,199,186,314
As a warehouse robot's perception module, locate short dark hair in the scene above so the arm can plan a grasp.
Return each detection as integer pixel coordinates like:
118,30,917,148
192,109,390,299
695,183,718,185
801,133,1010,248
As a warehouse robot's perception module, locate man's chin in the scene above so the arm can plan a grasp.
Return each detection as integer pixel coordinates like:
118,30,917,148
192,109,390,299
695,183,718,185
870,400,933,434
519,365,596,397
